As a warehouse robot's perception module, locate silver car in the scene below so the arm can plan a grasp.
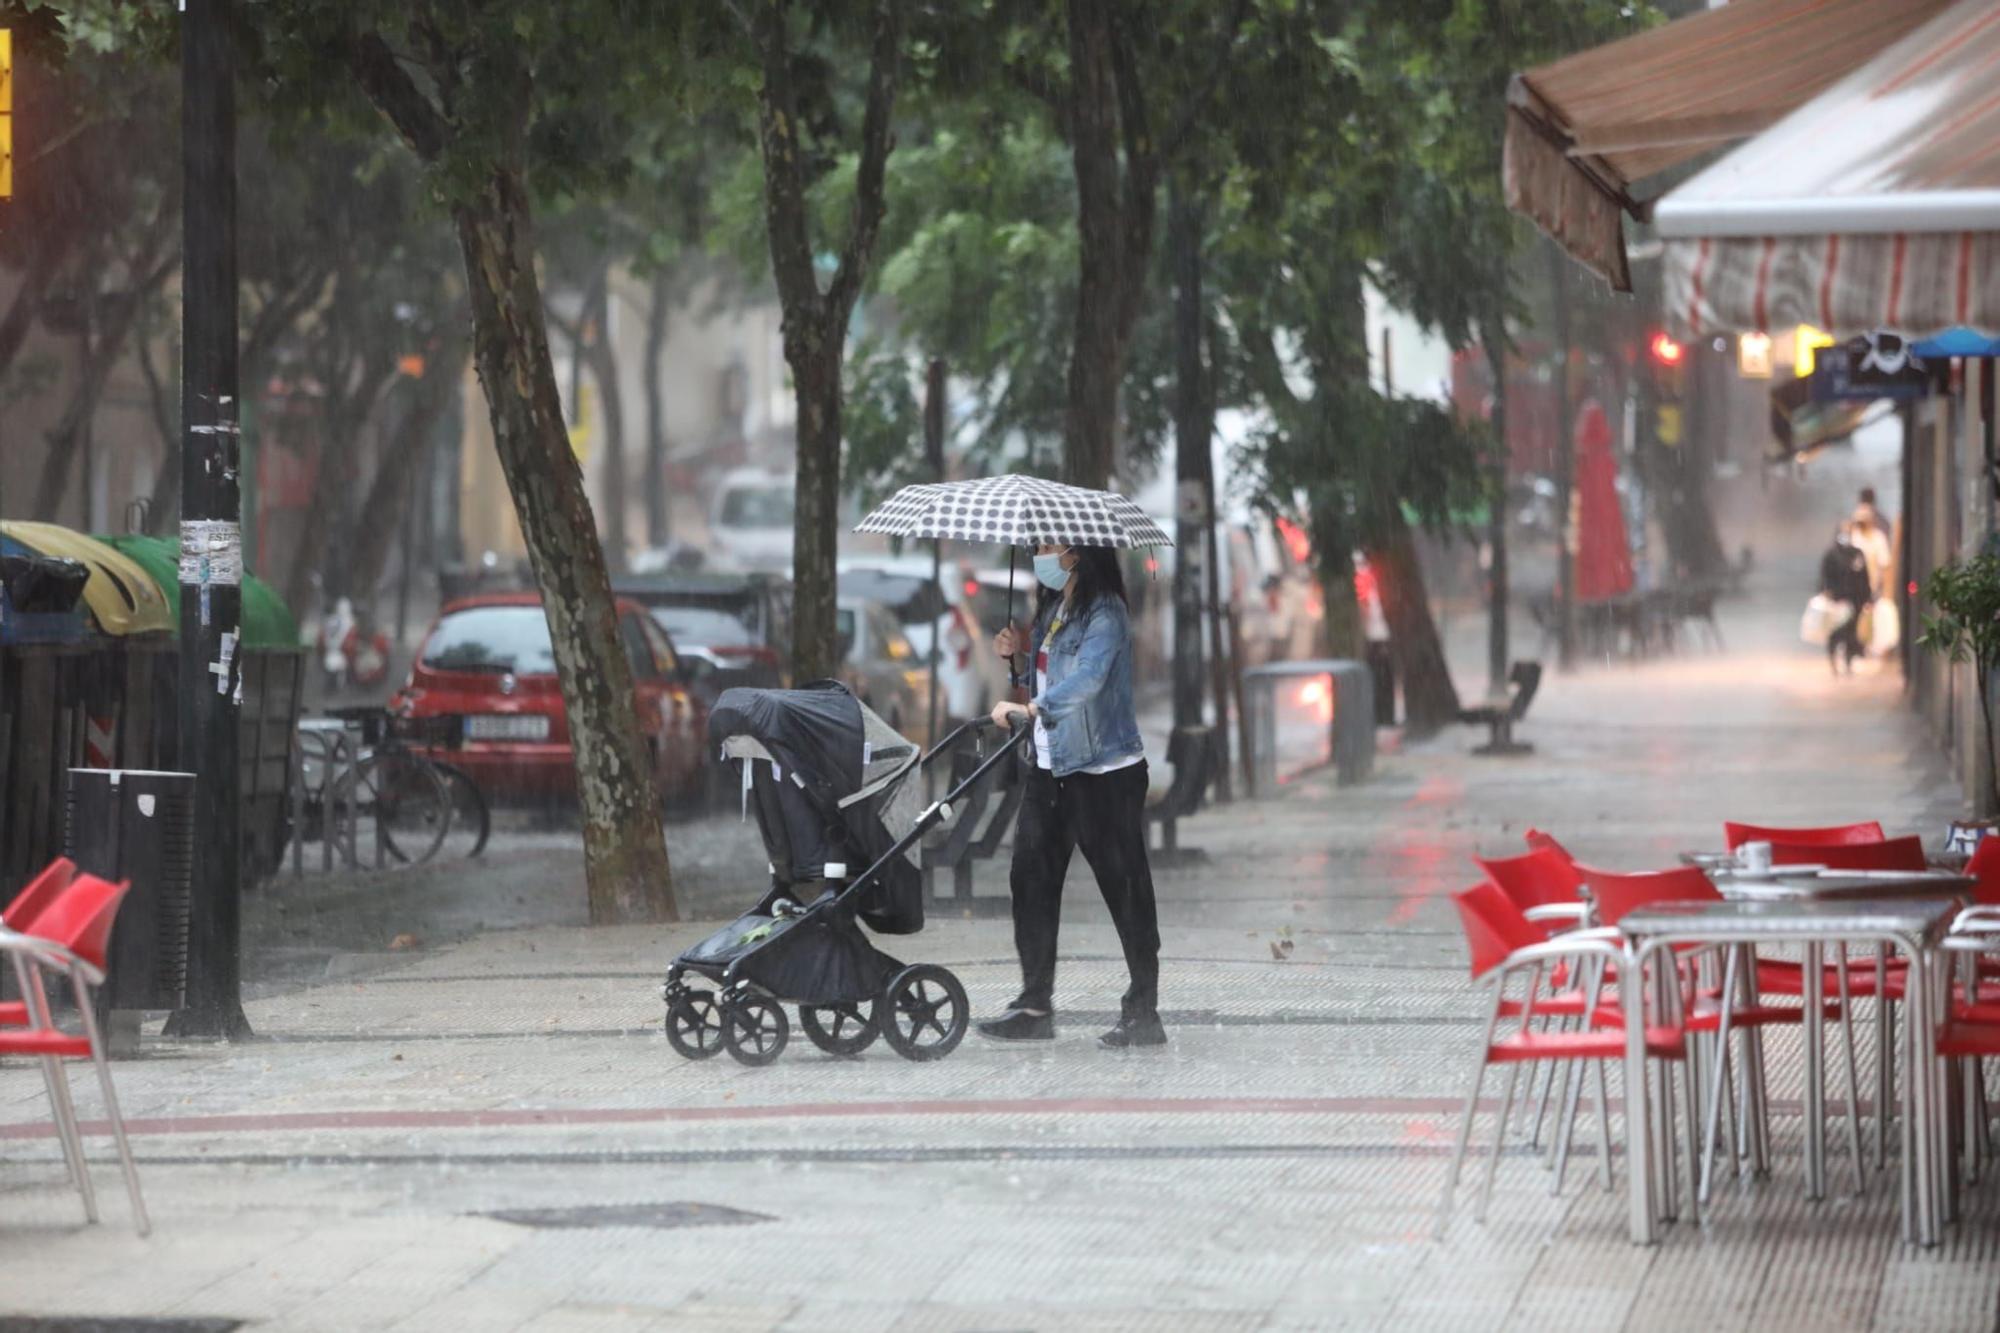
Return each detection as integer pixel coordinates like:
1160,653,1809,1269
835,596,935,745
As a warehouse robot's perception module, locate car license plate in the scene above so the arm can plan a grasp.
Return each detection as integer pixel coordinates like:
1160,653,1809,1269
465,714,550,742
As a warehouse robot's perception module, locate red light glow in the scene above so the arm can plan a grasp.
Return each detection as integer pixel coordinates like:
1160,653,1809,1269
1649,332,1684,366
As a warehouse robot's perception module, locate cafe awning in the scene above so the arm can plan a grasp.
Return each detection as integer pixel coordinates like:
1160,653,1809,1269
1660,0,2000,338
1505,0,1956,292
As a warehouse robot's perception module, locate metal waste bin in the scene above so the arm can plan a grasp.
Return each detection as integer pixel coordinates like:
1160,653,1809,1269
64,769,195,1032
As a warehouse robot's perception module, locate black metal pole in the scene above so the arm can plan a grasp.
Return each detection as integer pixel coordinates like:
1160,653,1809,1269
923,358,945,760
165,0,250,1041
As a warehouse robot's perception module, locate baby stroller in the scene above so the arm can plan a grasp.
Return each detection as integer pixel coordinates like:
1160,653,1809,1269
663,681,1028,1066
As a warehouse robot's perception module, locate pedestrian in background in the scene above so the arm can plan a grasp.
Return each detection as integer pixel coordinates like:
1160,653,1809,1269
1819,521,1873,675
979,543,1164,1049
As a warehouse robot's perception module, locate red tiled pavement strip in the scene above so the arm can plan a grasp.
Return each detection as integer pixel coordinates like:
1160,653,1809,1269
0,1094,1471,1141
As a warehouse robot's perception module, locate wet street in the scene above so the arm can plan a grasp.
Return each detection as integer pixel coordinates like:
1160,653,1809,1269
3,567,1993,1331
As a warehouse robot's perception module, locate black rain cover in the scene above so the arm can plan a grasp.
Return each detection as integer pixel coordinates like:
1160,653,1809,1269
708,681,864,804
708,682,924,935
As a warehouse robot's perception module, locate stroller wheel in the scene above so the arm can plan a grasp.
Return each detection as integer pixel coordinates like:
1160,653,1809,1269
800,1004,878,1057
878,965,969,1062
720,994,790,1066
665,990,725,1060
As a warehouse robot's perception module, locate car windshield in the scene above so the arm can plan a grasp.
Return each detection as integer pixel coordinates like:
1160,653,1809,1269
648,606,750,647
719,487,794,528
420,606,556,674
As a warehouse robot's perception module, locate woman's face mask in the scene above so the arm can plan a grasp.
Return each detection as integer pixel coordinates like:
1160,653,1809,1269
1034,550,1072,591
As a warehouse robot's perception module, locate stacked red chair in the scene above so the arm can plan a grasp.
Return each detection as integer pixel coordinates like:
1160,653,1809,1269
0,862,150,1235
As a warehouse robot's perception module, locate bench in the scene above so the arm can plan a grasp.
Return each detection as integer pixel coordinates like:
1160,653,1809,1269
1146,725,1218,863
921,725,1026,905
1458,660,1541,756
1241,659,1374,792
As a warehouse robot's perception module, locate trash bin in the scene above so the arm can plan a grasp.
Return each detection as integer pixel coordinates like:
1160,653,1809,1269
64,768,195,1022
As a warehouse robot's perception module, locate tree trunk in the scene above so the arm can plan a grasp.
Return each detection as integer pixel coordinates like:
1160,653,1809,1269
1481,328,1510,698
34,255,179,521
1547,244,1576,671
1670,344,1730,582
581,272,629,573
643,268,671,547
454,170,675,924
1059,0,1153,489
1168,184,1207,729
343,337,468,610
788,331,843,685
140,334,182,533
1369,511,1459,736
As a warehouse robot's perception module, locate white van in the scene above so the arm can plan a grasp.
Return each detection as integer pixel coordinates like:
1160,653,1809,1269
707,468,795,572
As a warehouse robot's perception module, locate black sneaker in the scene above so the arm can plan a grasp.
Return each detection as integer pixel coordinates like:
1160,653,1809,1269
976,1009,1055,1041
1098,1014,1167,1049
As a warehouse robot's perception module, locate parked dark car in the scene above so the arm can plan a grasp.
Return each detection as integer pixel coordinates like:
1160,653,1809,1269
614,572,793,701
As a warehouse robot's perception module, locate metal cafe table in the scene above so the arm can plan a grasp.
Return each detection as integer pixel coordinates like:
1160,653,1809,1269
1616,891,1962,1246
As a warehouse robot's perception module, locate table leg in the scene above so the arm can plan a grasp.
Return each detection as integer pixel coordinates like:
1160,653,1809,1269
1905,945,1937,1246
1835,944,1865,1193
1624,942,1656,1244
1876,947,1892,1172
1805,940,1826,1200
1700,944,1740,1204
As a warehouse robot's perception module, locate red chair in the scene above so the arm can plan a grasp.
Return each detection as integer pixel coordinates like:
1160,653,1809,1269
0,872,149,1235
1475,848,1587,930
1524,829,1577,866
2,858,79,1028
1771,835,1927,872
1723,821,1884,851
1435,882,1682,1234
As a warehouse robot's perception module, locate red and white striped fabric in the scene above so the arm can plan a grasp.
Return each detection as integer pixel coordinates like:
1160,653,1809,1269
1668,231,2000,339
1658,0,2000,337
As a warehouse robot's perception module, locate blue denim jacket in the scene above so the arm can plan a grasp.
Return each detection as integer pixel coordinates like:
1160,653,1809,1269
1030,593,1144,777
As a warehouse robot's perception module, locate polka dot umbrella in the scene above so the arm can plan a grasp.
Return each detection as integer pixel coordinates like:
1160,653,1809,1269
855,474,1173,684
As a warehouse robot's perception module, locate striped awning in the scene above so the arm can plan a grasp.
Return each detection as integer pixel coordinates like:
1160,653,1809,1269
1661,0,2000,337
1506,0,1956,292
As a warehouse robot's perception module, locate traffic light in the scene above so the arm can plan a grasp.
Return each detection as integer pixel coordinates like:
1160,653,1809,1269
1647,331,1684,367
1,29,13,199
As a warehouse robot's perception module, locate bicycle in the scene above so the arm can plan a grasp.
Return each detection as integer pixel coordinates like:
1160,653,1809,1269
307,708,491,867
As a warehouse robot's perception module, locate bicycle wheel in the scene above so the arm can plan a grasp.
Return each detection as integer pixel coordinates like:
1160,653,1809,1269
431,761,491,859
359,751,452,865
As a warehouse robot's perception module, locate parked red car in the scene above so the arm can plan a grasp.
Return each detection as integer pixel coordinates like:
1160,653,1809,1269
393,593,707,807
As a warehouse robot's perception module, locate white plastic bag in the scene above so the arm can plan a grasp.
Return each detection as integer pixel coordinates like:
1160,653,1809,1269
1800,594,1850,647
1869,596,1901,654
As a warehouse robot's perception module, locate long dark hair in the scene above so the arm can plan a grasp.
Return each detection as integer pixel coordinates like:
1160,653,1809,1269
1038,545,1128,623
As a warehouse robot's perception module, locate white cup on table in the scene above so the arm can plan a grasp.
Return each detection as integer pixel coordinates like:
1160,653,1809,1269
1740,840,1772,873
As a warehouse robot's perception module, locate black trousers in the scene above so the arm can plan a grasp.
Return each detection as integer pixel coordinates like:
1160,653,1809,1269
1828,602,1863,667
1008,761,1161,1018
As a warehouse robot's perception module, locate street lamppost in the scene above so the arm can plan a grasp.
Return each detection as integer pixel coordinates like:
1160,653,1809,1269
165,0,250,1041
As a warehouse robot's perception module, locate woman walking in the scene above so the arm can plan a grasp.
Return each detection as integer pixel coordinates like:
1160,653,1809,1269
977,543,1165,1049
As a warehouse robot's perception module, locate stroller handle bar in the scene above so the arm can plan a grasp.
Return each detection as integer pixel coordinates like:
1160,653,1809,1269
916,715,1012,772
726,719,1032,979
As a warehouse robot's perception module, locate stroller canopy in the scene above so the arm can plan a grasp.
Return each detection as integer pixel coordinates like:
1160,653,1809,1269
707,681,927,934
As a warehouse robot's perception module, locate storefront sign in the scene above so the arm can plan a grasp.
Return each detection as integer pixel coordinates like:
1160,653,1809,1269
1809,332,1944,402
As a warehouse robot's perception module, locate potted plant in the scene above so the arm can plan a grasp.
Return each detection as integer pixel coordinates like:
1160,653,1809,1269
1916,550,2000,807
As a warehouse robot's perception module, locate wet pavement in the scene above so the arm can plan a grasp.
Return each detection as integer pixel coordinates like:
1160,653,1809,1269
2,566,1993,1331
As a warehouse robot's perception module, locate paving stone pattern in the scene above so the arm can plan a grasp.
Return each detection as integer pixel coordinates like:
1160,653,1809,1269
2,576,1994,1331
